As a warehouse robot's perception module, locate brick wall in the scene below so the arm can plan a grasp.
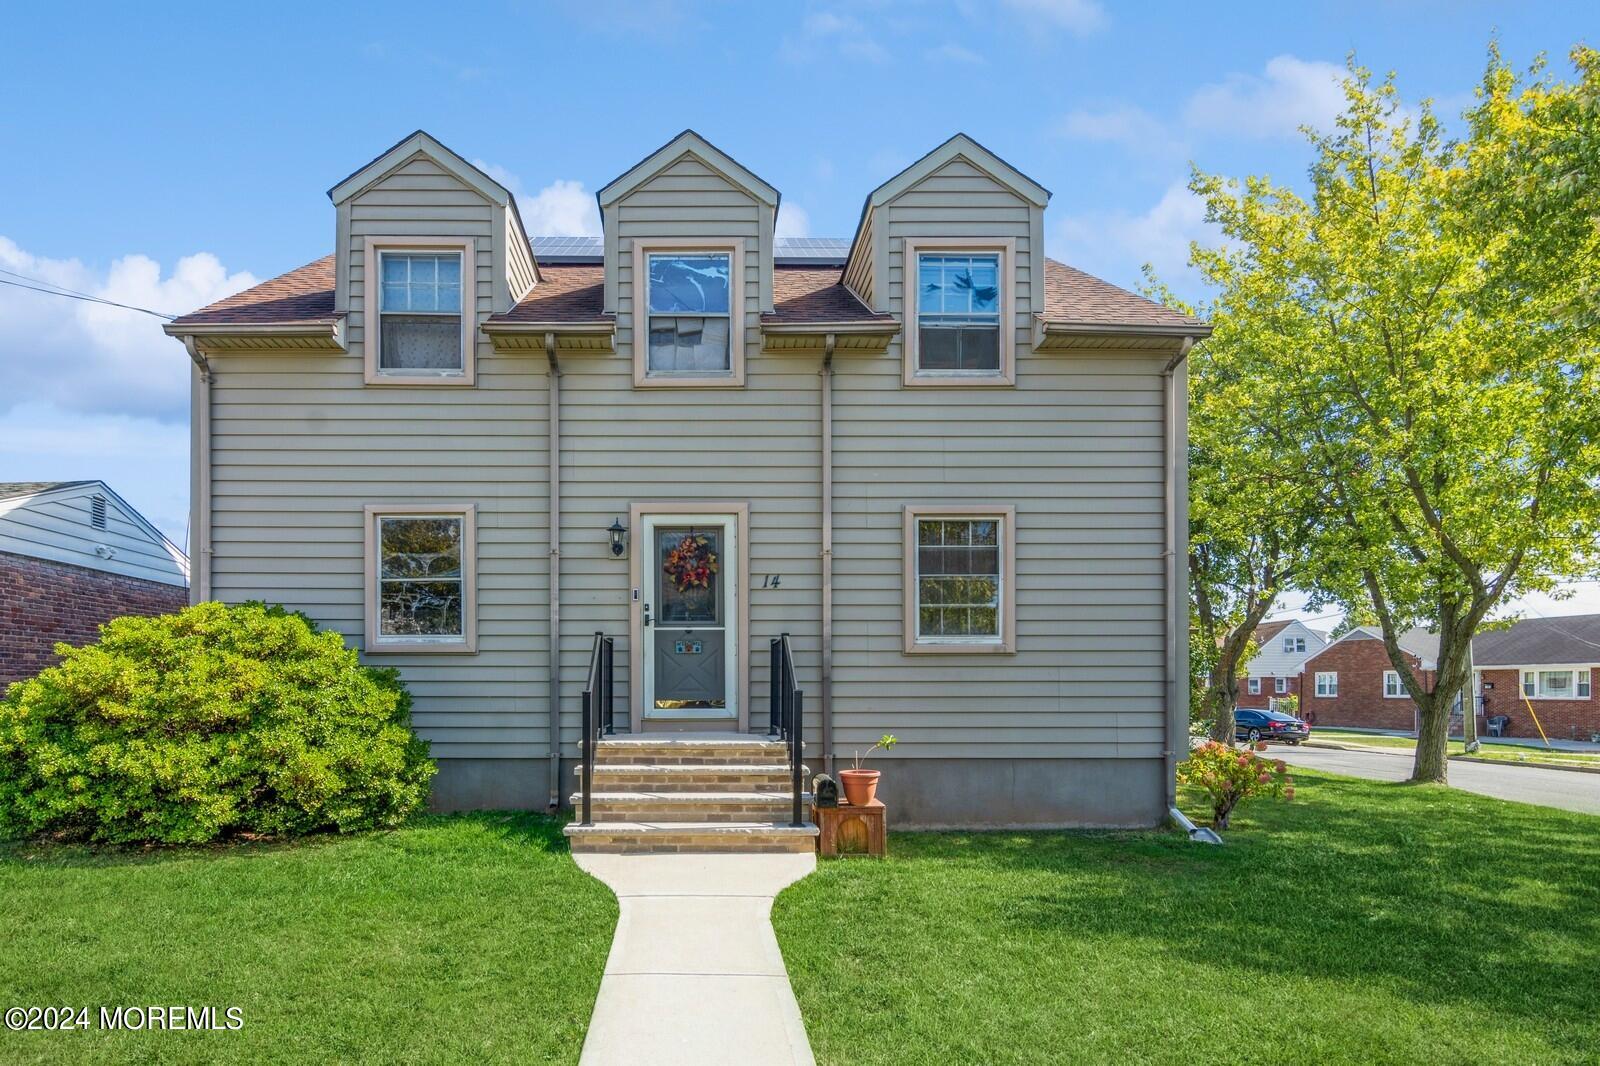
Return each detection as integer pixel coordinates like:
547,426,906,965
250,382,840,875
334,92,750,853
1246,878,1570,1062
1239,673,1300,710
1297,637,1433,731
1477,667,1600,742
0,551,189,685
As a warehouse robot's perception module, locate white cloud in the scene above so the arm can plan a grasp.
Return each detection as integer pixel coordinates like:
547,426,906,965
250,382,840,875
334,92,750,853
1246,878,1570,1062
1055,103,1172,151
473,161,602,238
0,400,191,545
1052,181,1212,291
1184,55,1347,138
775,202,811,240
926,42,986,65
997,0,1106,35
780,11,889,64
0,236,256,423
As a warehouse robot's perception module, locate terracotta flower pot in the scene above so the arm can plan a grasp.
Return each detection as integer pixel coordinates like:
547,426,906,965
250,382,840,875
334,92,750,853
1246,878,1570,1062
838,769,880,806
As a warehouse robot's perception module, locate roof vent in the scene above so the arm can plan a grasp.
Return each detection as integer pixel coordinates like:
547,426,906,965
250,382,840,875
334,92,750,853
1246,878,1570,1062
90,494,107,530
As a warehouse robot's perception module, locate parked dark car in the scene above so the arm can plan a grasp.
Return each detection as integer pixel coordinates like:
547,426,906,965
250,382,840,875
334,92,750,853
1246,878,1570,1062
1235,708,1311,745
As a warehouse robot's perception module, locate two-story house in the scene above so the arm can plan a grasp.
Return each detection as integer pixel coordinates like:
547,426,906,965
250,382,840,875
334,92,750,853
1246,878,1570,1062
1237,619,1327,710
165,130,1208,840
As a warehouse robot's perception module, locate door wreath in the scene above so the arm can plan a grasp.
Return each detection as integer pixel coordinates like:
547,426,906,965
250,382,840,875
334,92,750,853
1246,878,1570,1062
664,531,718,592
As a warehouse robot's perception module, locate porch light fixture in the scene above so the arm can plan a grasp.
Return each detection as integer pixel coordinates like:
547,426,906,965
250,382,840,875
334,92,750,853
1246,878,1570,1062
607,518,627,557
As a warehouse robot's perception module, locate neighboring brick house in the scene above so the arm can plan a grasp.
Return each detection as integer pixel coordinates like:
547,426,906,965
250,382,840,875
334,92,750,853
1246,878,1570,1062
1296,625,1438,731
1238,619,1326,710
1472,614,1600,742
0,482,189,685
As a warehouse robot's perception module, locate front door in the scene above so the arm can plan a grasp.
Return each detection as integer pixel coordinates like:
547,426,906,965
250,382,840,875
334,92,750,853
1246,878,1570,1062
642,514,738,726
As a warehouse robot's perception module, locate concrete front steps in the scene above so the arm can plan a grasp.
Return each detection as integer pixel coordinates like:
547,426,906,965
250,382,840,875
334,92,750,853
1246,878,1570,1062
565,732,818,854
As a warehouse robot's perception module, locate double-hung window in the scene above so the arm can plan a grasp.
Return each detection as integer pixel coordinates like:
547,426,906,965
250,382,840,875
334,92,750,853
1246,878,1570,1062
1275,677,1289,695
1248,678,1261,695
364,238,474,384
1315,672,1338,697
1522,668,1592,699
1383,670,1404,698
364,504,477,652
904,505,1015,653
1283,636,1306,654
633,240,745,386
905,239,1014,385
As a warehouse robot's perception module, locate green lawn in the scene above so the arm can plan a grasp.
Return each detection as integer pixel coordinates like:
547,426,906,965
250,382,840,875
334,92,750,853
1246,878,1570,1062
0,813,616,1065
773,771,1600,1065
1314,729,1600,767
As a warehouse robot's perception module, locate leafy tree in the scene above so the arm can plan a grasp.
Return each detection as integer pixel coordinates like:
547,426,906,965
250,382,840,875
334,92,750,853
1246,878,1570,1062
1328,606,1378,640
1191,48,1600,782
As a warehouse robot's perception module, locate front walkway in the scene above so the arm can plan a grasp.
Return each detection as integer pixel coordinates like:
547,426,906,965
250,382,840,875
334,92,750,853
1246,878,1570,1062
574,852,817,1066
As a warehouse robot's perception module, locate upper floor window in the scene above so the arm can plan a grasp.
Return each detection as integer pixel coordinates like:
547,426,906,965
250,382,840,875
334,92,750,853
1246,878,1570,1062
632,240,746,387
1283,636,1306,653
904,239,1015,386
363,238,475,385
647,252,731,374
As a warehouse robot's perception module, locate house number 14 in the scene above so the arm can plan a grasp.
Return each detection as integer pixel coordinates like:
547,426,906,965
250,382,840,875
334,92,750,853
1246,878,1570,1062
761,575,782,588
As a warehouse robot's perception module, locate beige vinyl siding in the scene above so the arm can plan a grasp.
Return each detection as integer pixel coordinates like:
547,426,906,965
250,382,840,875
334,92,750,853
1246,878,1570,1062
0,490,186,585
842,207,875,308
829,156,1167,761
504,210,537,303
209,155,550,760
207,351,551,759
610,155,762,360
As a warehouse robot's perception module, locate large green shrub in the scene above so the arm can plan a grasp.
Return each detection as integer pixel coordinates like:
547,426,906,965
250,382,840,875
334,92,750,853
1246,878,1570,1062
0,602,435,844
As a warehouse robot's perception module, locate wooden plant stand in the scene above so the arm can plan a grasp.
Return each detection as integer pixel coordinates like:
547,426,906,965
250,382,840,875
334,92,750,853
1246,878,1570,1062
813,799,887,858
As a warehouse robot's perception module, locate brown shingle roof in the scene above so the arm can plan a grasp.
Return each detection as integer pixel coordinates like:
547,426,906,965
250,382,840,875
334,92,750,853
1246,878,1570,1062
1254,620,1295,644
1038,258,1207,332
170,256,337,326
489,263,608,324
762,266,893,326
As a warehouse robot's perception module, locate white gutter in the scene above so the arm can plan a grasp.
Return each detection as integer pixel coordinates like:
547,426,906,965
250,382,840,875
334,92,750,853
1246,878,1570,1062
181,336,213,603
1169,805,1222,844
1162,337,1195,817
820,333,835,776
546,332,563,809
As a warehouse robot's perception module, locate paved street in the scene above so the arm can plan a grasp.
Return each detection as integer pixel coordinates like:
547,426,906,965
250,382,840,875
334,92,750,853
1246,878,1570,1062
1275,746,1600,816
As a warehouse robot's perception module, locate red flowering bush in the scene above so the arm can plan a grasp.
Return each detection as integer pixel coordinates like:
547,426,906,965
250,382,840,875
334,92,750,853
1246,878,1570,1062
1177,740,1294,829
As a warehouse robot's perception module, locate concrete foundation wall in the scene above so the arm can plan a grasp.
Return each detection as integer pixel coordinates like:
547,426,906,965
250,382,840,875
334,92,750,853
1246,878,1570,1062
429,758,560,813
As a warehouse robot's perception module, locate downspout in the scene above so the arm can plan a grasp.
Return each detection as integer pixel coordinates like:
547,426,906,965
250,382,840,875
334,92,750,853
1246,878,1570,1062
820,333,836,776
182,337,212,603
545,332,563,809
1162,337,1212,839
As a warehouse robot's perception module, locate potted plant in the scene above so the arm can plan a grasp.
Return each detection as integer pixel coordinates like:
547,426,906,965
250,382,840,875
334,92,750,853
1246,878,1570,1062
838,734,897,806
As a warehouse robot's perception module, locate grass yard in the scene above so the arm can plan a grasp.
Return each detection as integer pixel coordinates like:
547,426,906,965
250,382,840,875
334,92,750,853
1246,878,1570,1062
1313,729,1600,767
0,813,616,1065
773,770,1600,1065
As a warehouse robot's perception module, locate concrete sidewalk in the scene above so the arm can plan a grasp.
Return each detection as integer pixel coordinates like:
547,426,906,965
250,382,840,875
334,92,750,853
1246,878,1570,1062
575,852,817,1066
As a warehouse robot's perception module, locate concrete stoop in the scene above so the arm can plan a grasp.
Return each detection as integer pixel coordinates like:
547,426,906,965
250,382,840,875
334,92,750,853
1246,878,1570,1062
565,732,819,854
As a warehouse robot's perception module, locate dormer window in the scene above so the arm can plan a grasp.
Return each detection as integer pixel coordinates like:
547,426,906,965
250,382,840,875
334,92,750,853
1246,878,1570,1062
363,237,476,385
632,239,746,387
903,238,1015,386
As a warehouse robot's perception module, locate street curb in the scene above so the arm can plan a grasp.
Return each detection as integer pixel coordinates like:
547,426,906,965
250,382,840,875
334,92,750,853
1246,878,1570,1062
1304,739,1600,774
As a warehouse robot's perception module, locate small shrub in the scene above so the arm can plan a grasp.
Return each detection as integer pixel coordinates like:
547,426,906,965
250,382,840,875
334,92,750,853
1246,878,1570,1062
1177,740,1293,829
0,602,435,844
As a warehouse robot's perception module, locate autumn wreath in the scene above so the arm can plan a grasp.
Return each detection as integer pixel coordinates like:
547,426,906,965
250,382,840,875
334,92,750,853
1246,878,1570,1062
663,531,718,593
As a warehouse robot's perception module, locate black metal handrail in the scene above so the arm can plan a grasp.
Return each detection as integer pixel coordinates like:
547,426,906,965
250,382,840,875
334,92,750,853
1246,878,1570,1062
579,631,614,826
768,633,804,827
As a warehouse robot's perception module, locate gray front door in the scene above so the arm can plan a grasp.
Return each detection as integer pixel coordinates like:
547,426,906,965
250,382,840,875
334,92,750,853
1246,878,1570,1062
643,516,736,721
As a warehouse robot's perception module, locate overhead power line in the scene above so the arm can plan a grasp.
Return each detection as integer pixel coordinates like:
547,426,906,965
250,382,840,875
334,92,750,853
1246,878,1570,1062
0,269,177,320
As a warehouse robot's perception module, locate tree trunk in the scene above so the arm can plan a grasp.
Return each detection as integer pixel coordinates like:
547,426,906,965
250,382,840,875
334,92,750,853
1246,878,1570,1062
1206,674,1239,745
1412,694,1451,783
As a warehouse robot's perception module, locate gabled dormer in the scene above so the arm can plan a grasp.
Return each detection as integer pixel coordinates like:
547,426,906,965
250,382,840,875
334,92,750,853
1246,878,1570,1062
328,130,535,385
597,131,779,388
843,134,1050,387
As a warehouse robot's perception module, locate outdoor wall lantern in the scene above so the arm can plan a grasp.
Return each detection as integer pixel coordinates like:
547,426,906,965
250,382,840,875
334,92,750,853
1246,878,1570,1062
607,518,627,558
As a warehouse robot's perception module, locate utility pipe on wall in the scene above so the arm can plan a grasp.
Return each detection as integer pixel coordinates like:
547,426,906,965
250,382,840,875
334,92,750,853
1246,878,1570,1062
182,337,212,603
1161,337,1195,814
820,333,836,775
545,332,563,809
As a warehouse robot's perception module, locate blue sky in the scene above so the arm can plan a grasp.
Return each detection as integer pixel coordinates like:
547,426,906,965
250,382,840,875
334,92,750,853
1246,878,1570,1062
1,0,1595,621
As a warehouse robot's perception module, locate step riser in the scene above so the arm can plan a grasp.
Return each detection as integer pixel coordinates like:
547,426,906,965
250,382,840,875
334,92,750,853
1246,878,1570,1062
576,767,808,792
569,835,816,855
596,750,789,767
580,802,802,822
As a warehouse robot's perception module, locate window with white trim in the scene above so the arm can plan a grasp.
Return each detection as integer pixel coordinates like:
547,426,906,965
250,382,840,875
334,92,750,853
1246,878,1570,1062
1275,677,1289,694
1248,677,1261,695
646,252,732,374
378,251,464,374
364,505,476,651
1384,670,1404,698
1522,668,1592,699
1315,672,1338,697
1283,636,1306,653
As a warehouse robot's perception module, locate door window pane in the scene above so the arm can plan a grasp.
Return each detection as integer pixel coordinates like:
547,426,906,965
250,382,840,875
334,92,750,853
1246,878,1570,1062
916,517,1001,639
658,527,722,624
378,516,464,637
